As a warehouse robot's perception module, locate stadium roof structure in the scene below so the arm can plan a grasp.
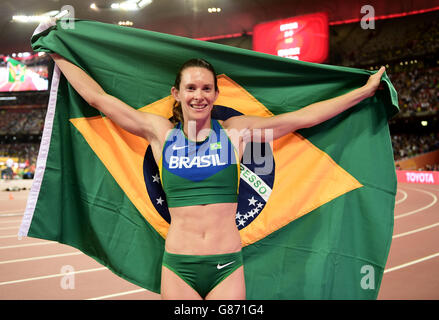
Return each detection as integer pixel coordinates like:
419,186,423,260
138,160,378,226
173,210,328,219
1,0,439,54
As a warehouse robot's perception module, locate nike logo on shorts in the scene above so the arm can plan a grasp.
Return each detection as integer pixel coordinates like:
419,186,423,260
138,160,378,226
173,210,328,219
217,261,235,270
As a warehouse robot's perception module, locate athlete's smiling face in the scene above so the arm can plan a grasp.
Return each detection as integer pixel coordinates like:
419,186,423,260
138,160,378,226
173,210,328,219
171,67,219,122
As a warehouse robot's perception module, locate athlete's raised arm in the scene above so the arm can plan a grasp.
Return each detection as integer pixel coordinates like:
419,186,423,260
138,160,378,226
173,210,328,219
50,54,171,141
223,66,386,141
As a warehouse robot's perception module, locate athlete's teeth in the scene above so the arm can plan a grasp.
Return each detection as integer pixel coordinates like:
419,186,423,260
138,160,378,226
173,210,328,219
192,105,206,109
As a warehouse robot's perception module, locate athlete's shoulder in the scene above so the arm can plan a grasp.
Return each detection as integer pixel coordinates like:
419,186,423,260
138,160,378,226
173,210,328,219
141,112,174,142
222,115,259,131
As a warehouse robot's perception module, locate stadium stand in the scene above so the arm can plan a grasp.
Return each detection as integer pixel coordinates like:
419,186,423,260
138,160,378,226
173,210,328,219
0,9,438,177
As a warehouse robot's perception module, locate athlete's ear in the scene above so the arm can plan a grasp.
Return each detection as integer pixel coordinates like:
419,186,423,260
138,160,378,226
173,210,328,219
171,86,180,102
214,89,219,101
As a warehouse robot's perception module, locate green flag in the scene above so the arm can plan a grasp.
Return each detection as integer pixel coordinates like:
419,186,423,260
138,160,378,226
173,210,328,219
19,19,398,299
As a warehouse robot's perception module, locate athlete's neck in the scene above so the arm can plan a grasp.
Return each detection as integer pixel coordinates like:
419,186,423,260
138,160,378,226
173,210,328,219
183,117,212,142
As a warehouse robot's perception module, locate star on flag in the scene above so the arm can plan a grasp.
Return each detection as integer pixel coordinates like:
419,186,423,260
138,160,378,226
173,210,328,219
156,197,164,205
152,173,160,183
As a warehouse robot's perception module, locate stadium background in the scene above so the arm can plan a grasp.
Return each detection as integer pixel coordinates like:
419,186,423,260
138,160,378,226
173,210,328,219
0,0,438,300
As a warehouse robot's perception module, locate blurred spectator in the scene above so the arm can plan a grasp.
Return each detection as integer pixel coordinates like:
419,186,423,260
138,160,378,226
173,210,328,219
388,66,439,115
392,133,439,161
1,157,13,179
422,163,439,171
0,143,40,166
332,11,439,67
0,107,46,135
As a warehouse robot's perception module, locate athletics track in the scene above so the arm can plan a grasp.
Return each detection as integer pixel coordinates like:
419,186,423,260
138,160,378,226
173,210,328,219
0,180,438,300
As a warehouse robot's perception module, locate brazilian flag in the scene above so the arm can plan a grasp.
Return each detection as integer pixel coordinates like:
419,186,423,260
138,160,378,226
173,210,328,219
7,57,26,82
19,20,398,299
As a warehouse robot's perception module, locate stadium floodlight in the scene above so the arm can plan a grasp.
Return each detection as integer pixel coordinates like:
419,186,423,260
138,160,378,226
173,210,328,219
111,0,152,11
138,0,152,8
208,7,222,13
120,1,138,11
12,15,49,23
12,9,69,23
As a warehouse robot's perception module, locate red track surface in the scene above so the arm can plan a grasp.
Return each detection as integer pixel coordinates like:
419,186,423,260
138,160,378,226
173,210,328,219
0,181,438,300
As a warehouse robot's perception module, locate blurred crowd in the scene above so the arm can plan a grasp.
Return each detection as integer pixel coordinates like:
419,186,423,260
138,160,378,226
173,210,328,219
388,66,439,115
0,143,39,179
334,11,439,67
0,108,45,135
0,143,39,163
2,10,439,176
392,133,439,162
423,163,439,171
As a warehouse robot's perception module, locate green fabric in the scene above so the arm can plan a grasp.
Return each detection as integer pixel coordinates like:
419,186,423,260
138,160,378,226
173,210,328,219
7,57,26,82
162,162,239,207
22,19,399,299
162,250,243,298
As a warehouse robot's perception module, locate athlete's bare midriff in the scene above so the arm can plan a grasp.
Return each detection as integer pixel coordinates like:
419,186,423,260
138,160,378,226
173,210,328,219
165,202,242,255
148,118,244,256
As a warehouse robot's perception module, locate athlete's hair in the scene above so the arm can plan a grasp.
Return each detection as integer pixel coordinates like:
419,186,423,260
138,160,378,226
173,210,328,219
171,58,218,125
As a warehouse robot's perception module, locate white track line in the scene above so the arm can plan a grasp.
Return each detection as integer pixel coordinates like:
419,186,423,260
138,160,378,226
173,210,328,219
0,219,22,224
0,252,82,264
0,234,21,239
395,189,408,205
0,226,19,230
0,241,56,250
0,213,23,217
0,210,23,214
395,187,437,219
0,267,107,286
393,222,439,239
87,288,148,300
384,252,439,273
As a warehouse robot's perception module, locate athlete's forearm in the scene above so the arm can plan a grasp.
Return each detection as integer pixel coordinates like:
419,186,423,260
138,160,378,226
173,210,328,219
237,82,373,141
293,67,385,129
51,53,105,106
51,53,149,137
229,67,386,141
292,84,372,129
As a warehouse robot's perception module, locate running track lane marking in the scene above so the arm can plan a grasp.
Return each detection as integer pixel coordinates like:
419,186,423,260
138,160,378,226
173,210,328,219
0,226,19,230
0,219,23,224
395,187,437,219
0,212,23,216
0,267,107,286
0,252,82,264
87,289,148,300
384,252,439,273
0,234,22,239
393,222,439,239
0,241,56,250
395,189,408,205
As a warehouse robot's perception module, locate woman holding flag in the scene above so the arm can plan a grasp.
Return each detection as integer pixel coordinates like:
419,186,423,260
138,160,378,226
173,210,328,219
50,53,385,300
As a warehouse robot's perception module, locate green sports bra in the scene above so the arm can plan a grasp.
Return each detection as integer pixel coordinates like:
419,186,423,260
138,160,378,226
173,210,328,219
158,119,240,208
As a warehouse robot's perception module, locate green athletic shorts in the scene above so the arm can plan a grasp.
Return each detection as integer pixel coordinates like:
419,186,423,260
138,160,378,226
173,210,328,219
162,250,243,298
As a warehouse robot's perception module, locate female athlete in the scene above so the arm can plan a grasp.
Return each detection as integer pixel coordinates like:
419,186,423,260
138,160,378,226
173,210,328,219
50,54,385,300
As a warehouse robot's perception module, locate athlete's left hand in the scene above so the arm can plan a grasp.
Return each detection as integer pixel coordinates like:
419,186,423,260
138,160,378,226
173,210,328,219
364,66,386,97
